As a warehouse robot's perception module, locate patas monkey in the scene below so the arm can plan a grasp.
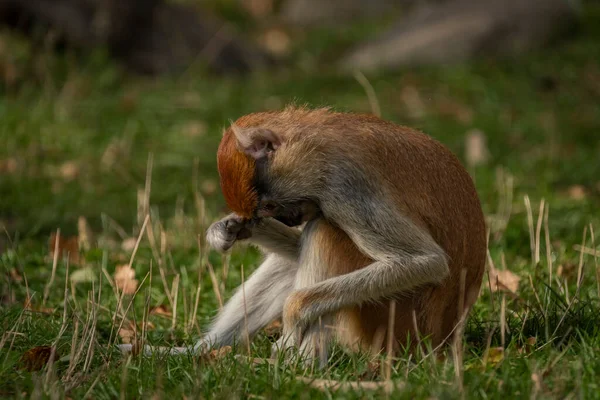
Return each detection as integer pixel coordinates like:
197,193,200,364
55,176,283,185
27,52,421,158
118,106,486,363
199,106,486,366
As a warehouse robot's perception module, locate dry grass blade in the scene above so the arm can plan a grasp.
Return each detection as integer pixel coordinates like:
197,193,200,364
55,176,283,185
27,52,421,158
171,274,180,331
353,70,381,117
207,262,224,310
535,199,545,265
524,195,536,265
43,229,61,306
576,226,588,291
544,205,553,286
127,214,150,270
385,299,396,381
590,224,599,298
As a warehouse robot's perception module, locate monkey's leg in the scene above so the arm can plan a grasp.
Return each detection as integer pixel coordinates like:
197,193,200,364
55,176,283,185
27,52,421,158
282,208,449,348
273,219,338,367
195,253,298,352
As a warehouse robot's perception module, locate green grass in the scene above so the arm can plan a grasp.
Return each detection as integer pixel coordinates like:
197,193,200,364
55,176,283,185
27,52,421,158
1,3,600,399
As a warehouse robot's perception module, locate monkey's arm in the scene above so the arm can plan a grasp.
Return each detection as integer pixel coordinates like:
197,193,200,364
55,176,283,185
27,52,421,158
206,213,301,261
283,202,449,334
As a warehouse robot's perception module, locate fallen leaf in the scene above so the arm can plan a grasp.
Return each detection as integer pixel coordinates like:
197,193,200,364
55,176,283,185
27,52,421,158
0,158,18,174
210,346,232,358
150,305,172,318
20,346,60,372
557,262,577,280
242,0,274,18
49,233,80,265
465,129,490,168
260,28,291,56
138,321,155,331
9,268,22,282
119,327,136,344
489,267,520,293
200,346,232,363
518,337,537,355
24,295,55,314
59,161,79,181
121,238,137,253
485,347,504,367
114,264,138,295
70,267,97,283
263,320,282,338
201,180,217,195
567,185,586,200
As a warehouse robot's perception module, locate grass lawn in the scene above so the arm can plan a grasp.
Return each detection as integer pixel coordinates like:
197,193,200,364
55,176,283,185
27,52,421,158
1,3,600,399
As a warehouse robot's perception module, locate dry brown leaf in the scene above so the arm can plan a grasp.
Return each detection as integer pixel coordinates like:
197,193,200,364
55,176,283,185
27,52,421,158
489,267,520,293
242,0,274,17
121,237,137,253
260,28,291,56
518,337,537,355
567,185,586,200
465,129,490,168
201,180,218,195
199,346,233,363
9,268,22,282
23,295,54,314
49,233,80,265
20,346,60,372
557,262,577,280
118,327,136,344
0,158,18,174
263,319,282,338
114,264,139,295
150,305,172,318
59,161,79,181
138,321,156,331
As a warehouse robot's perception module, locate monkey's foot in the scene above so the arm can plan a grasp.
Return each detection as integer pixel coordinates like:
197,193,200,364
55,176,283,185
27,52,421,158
297,325,329,369
270,333,297,360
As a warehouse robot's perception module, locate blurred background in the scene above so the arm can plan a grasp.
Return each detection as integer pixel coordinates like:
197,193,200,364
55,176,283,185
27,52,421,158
0,0,598,252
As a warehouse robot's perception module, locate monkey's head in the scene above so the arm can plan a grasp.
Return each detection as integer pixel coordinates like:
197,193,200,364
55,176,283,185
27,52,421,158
217,118,319,227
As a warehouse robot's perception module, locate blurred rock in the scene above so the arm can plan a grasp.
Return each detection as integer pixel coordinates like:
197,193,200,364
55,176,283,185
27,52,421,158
341,0,579,72
0,0,274,75
280,0,399,26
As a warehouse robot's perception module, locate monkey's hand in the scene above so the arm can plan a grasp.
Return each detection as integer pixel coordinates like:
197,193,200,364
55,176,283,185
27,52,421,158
206,214,254,252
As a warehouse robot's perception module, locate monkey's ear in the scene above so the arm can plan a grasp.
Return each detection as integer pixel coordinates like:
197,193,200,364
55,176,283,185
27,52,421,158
231,124,282,159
